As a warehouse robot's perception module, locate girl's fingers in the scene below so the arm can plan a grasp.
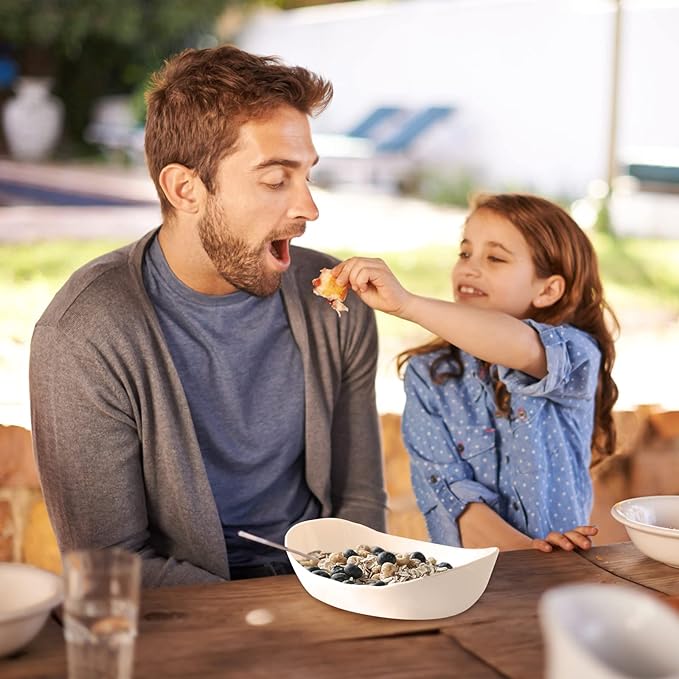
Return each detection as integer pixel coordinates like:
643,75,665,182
562,531,594,550
531,539,553,553
544,532,575,551
574,525,599,536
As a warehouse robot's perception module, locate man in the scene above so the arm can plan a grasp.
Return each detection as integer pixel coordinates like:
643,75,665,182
30,45,386,587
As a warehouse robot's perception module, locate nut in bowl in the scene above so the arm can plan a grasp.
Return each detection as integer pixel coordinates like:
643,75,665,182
0,562,63,657
285,518,498,620
610,495,679,568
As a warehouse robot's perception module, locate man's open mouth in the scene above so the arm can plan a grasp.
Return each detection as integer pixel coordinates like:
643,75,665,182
269,238,289,260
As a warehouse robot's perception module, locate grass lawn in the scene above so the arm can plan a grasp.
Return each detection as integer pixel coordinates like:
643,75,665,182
1,233,678,351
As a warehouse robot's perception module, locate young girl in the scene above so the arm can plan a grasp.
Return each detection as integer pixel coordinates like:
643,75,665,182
333,193,618,552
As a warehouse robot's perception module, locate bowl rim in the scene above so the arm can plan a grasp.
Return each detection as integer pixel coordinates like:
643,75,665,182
286,517,499,588
610,495,679,538
285,517,499,619
0,562,63,624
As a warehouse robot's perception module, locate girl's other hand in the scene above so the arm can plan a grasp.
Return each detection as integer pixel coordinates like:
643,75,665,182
332,257,411,316
530,525,598,553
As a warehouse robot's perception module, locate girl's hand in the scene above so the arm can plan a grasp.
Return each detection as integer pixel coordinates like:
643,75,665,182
332,257,412,316
530,525,598,553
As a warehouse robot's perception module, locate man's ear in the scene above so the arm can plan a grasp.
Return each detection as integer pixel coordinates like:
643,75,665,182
158,164,205,214
533,274,566,309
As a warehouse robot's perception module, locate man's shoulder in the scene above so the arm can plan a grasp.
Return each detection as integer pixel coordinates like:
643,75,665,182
36,238,146,332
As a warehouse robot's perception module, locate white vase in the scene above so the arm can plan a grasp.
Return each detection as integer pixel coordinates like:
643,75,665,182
2,77,64,161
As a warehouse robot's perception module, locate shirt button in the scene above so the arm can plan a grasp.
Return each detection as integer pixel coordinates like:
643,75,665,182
512,501,520,511
430,475,439,484
457,442,464,453
505,455,510,464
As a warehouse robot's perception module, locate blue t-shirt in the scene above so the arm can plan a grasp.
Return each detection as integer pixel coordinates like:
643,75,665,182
142,236,320,567
402,320,600,546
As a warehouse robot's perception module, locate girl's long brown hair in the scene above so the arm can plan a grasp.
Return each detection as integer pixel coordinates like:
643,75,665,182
397,193,619,465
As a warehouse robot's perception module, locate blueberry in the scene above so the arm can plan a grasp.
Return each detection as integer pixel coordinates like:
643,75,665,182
438,562,453,569
331,572,348,582
371,546,385,554
343,548,358,558
313,569,331,578
344,564,363,579
332,564,345,574
410,551,426,562
377,551,396,565
370,580,387,586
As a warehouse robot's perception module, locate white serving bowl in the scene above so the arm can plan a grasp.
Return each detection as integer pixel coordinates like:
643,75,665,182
285,517,498,620
0,562,63,657
610,495,679,568
540,583,679,679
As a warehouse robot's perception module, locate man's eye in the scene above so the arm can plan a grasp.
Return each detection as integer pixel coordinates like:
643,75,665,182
458,251,470,259
265,181,285,189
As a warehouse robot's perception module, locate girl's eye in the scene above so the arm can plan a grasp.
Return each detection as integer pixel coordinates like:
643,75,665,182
488,256,505,263
458,251,470,259
265,181,285,190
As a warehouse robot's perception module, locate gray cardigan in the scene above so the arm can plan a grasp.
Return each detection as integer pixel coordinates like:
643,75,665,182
30,230,386,587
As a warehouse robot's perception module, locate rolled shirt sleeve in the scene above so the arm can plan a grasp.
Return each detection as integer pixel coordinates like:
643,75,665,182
497,321,601,405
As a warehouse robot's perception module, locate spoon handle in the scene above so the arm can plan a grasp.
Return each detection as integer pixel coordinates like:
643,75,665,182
237,530,316,562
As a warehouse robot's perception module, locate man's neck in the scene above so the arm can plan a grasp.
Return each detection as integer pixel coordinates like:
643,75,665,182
157,222,237,296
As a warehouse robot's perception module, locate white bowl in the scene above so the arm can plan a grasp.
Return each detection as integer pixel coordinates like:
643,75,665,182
540,583,679,679
610,495,679,568
0,562,63,657
285,517,498,620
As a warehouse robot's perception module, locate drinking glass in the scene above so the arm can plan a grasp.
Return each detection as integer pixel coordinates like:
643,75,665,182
62,547,141,679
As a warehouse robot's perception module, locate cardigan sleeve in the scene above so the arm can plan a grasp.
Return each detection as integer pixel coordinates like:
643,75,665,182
30,324,224,587
328,297,387,531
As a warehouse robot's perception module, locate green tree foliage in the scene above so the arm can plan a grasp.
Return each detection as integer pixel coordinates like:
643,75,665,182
0,0,238,154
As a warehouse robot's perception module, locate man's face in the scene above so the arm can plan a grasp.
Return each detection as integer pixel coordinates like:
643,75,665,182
199,105,319,297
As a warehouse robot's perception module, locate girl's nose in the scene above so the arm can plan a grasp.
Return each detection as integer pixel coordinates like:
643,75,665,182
461,257,482,276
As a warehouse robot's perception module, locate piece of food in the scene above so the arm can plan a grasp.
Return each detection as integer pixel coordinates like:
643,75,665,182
312,268,349,316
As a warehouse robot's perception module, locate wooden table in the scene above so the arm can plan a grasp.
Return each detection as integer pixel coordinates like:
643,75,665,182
3,542,679,678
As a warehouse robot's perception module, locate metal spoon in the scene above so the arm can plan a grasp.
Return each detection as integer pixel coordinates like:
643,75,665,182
237,530,318,562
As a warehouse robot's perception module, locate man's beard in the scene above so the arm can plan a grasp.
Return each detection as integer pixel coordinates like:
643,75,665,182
198,197,283,297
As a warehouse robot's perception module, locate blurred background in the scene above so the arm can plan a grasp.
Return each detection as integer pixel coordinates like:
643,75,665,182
1,0,679,561
0,0,678,424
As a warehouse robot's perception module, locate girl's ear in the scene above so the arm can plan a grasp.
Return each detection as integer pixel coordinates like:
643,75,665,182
158,164,206,215
533,274,566,308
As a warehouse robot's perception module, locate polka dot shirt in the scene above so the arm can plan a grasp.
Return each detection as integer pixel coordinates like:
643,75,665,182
402,320,600,547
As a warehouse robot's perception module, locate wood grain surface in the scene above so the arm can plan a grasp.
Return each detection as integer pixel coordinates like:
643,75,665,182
2,543,677,679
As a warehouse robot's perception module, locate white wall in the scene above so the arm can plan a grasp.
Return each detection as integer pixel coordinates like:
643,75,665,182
236,0,679,197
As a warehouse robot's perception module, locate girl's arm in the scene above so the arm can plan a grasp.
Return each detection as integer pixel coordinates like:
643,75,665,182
333,257,547,378
459,502,598,552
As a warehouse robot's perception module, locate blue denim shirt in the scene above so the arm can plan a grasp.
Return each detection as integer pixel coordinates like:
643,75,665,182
402,320,600,547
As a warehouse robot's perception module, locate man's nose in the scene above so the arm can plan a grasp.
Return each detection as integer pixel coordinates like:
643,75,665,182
288,183,319,222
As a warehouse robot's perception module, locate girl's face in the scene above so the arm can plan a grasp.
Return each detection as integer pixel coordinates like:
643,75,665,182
452,208,550,318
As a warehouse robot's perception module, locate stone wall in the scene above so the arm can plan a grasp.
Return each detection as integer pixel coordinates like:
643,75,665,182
2,410,678,569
